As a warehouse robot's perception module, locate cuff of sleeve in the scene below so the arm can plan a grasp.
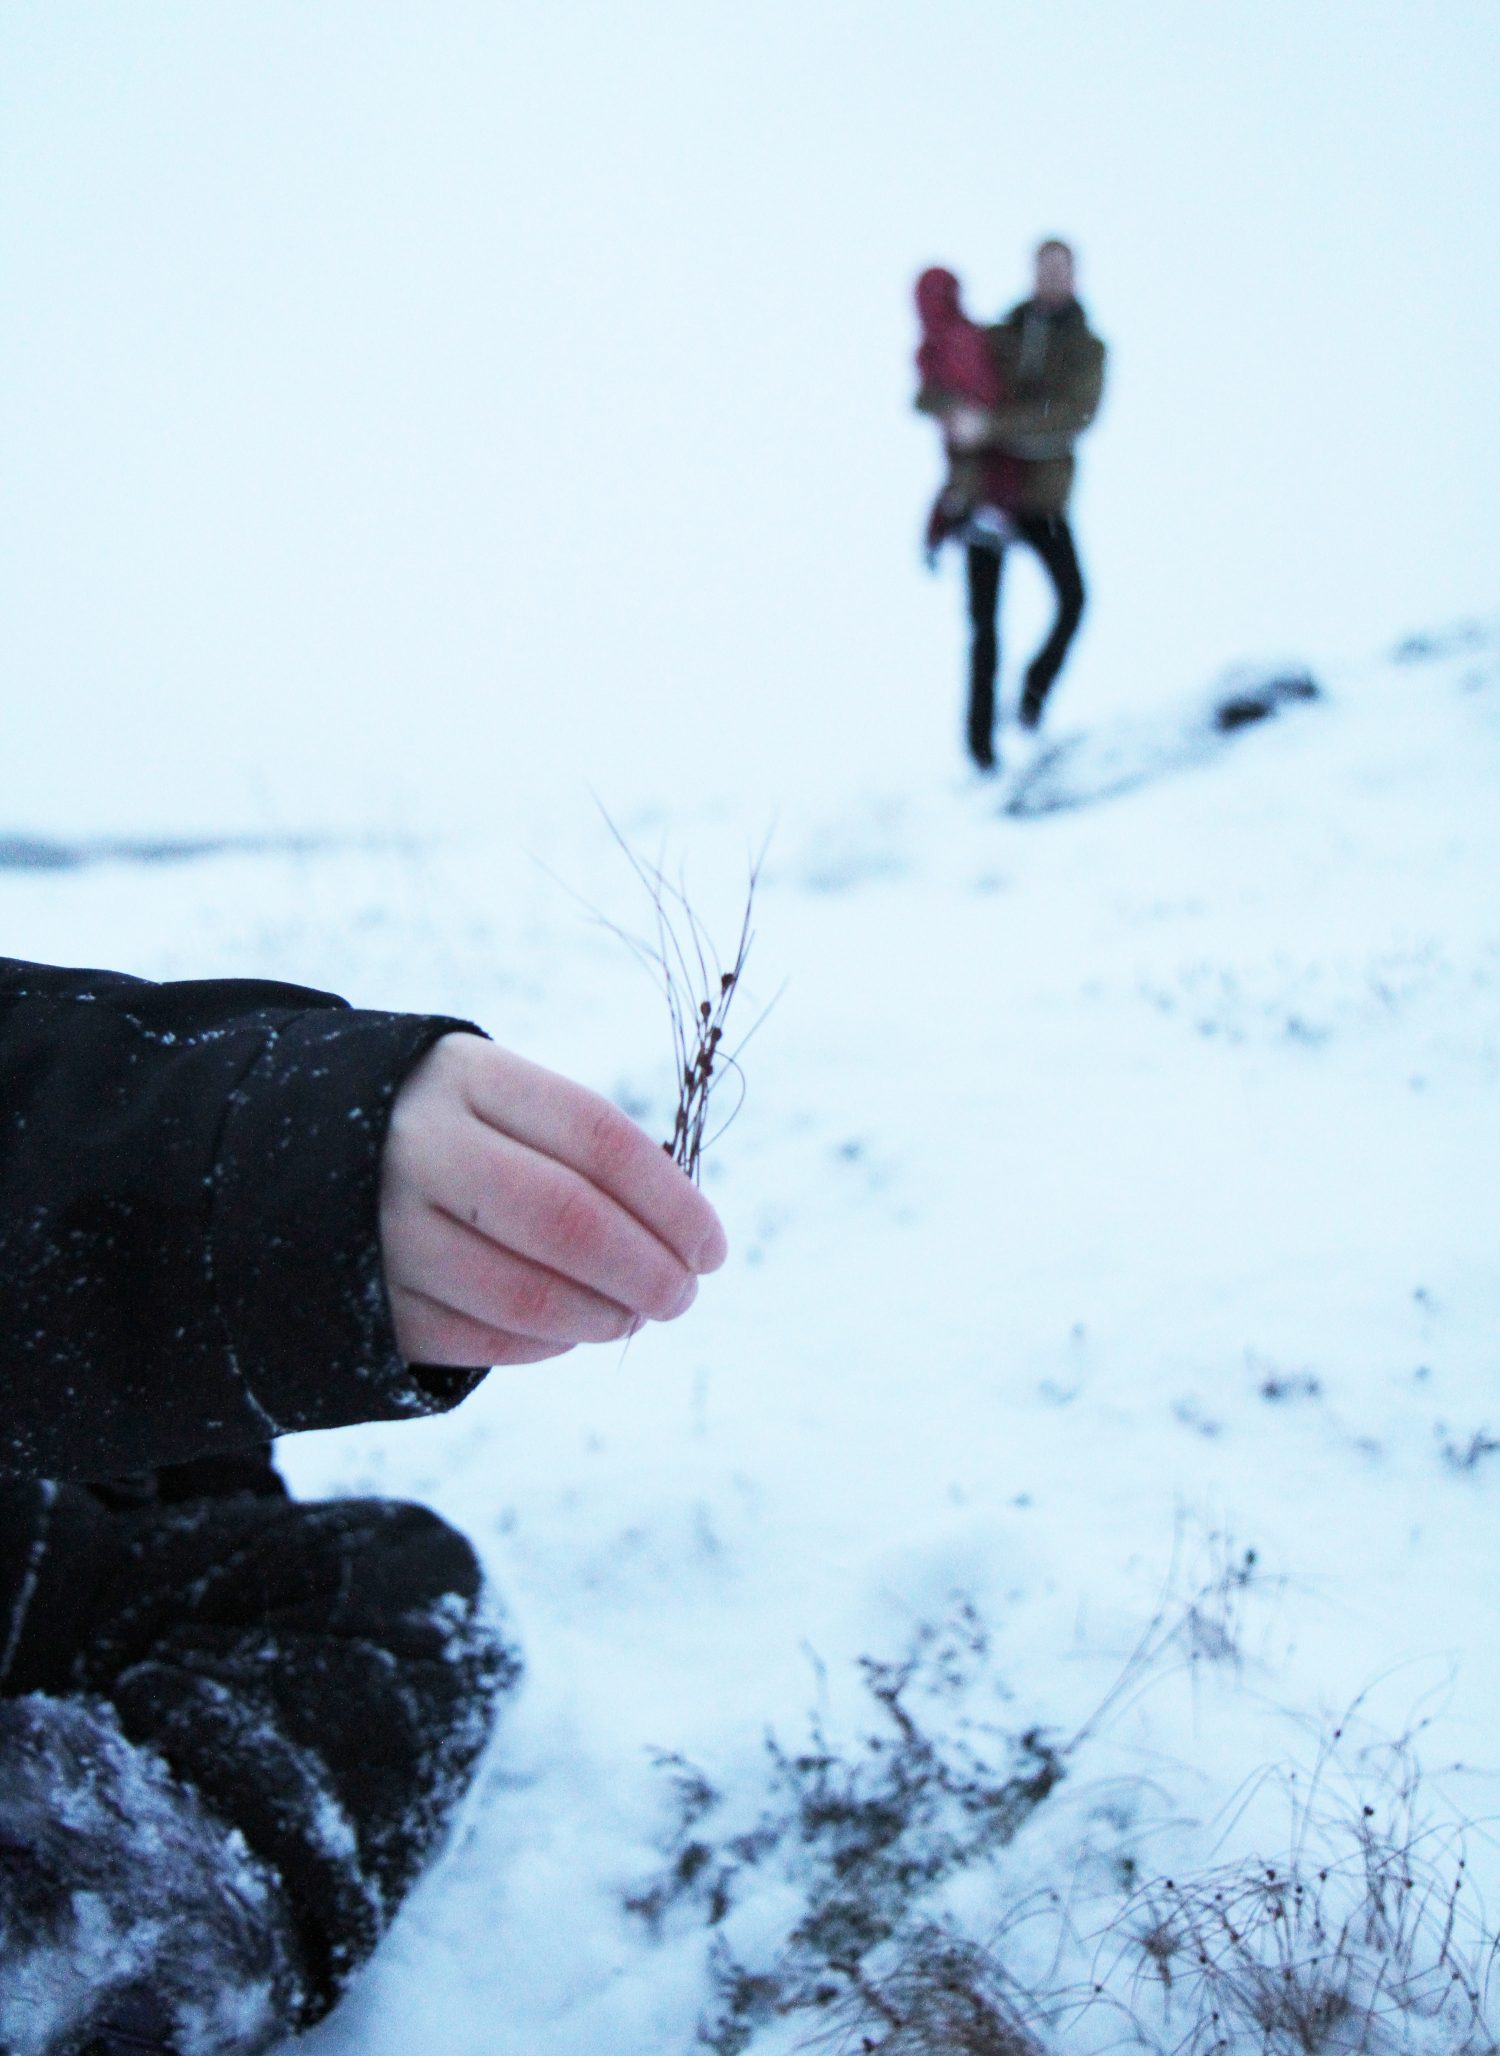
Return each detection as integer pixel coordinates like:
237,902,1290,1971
210,1008,488,1436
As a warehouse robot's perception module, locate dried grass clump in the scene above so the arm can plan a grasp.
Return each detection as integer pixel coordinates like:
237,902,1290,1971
629,1552,1500,2056
1089,1733,1500,2053
797,1926,1048,2056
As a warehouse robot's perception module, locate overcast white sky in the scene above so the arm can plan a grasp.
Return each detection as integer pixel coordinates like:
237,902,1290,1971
2,3,1497,832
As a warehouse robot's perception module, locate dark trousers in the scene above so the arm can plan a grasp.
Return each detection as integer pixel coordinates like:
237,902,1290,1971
0,1460,517,2046
965,515,1086,762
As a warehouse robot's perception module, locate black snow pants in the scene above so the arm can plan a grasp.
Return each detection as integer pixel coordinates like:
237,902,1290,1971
965,515,1086,764
0,1454,518,2055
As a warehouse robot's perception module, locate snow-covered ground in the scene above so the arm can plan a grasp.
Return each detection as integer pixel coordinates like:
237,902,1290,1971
4,624,1497,2050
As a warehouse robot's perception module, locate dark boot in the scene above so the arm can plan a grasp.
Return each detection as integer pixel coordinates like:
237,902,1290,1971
0,1694,304,2056
2,1485,518,2044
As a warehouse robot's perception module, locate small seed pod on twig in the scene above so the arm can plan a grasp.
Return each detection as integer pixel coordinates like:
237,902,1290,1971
591,811,776,1184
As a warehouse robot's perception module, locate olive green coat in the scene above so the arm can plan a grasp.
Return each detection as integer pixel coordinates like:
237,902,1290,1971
917,298,1107,519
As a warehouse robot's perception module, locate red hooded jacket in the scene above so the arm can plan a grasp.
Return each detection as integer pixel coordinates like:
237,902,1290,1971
914,267,1026,543
915,267,1002,406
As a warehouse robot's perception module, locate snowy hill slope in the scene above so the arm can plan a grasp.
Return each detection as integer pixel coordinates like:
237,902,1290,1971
2,623,1497,2052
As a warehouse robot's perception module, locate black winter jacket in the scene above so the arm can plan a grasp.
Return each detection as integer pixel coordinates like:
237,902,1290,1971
0,959,488,1675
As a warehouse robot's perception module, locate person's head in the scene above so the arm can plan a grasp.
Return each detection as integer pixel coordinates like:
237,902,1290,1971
915,266,963,328
1032,238,1076,308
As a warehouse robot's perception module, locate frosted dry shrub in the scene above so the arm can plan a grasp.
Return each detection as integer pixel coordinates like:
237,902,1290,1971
596,814,766,1183
1093,1733,1500,2054
795,1924,1047,2056
625,1602,1063,2056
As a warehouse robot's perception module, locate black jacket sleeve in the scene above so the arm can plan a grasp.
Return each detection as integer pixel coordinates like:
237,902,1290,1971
0,957,486,1482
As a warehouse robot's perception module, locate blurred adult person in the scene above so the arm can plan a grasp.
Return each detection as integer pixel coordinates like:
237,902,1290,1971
918,238,1107,771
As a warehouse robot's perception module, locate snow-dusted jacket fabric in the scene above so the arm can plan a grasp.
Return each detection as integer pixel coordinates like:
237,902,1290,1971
0,957,485,1484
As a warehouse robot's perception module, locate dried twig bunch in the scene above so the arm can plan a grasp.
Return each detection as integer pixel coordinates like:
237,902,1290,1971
599,814,766,1184
663,952,748,1185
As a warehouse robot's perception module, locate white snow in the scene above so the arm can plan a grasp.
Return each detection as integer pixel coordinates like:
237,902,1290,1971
4,637,1498,2050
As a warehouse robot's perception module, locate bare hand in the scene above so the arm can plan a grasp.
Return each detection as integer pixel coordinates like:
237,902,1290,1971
379,1034,728,1367
944,402,992,451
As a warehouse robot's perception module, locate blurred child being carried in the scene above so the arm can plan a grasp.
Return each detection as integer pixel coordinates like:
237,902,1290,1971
913,266,1025,560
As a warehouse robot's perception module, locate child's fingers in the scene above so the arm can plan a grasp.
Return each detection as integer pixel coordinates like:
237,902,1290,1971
380,1034,728,1365
453,1042,728,1273
432,1119,699,1324
387,1201,639,1346
386,1280,577,1369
